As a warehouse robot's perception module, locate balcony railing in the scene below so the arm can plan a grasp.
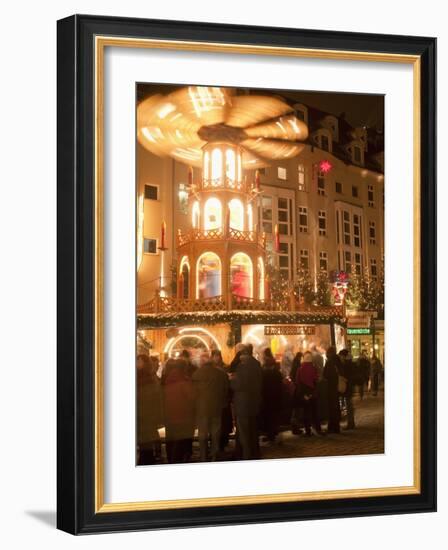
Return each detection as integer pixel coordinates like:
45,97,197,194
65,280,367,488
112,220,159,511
199,177,254,193
177,227,266,248
137,293,345,317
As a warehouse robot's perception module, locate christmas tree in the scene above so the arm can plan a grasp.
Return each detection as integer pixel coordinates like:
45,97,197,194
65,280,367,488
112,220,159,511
294,267,316,305
315,269,332,306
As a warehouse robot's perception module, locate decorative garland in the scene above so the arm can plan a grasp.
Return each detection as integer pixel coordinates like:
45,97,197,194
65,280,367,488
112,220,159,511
137,309,345,330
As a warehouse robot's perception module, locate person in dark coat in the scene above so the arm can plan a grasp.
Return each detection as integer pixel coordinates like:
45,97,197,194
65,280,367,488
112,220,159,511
230,345,263,459
192,353,229,461
137,355,162,465
211,349,234,451
323,346,342,433
295,351,322,436
163,359,196,464
260,348,283,442
371,353,383,396
338,349,356,429
357,350,371,399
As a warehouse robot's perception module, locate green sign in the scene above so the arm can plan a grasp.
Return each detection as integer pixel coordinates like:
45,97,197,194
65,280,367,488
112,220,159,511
347,328,371,335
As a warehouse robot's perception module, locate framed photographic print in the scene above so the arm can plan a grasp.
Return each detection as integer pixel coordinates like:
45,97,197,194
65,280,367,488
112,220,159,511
57,14,436,534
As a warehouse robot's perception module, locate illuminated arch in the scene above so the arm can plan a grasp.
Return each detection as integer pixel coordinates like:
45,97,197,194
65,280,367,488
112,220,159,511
230,252,253,298
228,198,244,231
179,256,190,299
258,256,265,300
204,197,222,230
163,327,221,355
196,252,222,299
192,201,200,228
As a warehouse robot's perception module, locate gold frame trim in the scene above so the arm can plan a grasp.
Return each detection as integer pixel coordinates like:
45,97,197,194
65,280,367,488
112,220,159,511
94,36,421,513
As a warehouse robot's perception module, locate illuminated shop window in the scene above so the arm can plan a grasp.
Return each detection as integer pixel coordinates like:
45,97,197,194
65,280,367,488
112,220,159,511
203,151,210,181
230,253,253,298
228,198,244,231
204,197,222,230
197,252,221,299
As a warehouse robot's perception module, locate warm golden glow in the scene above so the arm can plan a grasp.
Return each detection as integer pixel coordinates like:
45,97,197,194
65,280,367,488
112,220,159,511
225,148,236,183
137,86,308,169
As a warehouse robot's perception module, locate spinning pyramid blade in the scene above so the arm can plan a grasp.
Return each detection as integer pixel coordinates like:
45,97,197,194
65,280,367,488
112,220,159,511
245,114,308,141
225,95,293,128
241,138,305,160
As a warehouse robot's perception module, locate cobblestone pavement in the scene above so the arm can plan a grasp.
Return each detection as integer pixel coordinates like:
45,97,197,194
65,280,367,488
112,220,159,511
260,391,384,460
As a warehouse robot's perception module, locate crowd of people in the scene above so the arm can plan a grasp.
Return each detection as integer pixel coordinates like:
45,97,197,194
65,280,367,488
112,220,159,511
137,344,384,465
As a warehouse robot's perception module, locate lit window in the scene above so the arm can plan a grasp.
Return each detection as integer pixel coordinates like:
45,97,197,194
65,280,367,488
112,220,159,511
228,198,244,231
197,252,221,299
204,197,222,231
369,221,376,245
298,164,306,191
300,249,309,270
211,148,222,182
225,148,236,184
368,184,375,207
299,206,308,233
319,251,328,272
277,167,287,180
143,238,157,254
370,258,378,279
278,243,290,279
318,210,327,236
144,184,158,200
230,253,253,298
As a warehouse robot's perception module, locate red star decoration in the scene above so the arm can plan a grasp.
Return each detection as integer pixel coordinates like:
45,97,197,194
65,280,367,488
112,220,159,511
319,159,333,174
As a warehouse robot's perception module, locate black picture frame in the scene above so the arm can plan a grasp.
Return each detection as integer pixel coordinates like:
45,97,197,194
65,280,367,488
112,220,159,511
57,14,436,534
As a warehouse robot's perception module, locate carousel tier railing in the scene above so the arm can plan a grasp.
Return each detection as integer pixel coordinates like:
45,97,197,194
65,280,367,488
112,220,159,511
177,227,266,248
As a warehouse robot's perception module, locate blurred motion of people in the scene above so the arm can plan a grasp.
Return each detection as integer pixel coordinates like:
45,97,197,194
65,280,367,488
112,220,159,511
192,352,229,461
163,358,195,463
295,351,322,436
323,346,342,434
211,349,234,451
137,354,162,465
260,348,283,443
338,349,356,429
231,344,263,459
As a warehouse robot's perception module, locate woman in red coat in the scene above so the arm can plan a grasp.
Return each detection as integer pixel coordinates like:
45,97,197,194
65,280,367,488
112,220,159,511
163,359,196,463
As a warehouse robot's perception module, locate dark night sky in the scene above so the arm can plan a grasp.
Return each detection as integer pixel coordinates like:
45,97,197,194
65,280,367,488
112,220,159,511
137,83,384,131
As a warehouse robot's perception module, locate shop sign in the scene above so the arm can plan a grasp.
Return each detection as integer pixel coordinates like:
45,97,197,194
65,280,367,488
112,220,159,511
347,327,371,335
264,325,315,336
347,313,371,328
